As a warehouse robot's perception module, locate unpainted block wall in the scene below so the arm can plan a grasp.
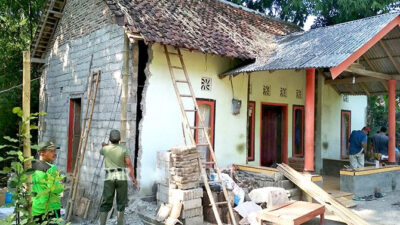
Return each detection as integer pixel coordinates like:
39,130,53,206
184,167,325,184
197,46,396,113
40,0,139,216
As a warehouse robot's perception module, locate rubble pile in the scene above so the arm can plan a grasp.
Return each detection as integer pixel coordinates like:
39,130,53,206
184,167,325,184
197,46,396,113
169,146,201,189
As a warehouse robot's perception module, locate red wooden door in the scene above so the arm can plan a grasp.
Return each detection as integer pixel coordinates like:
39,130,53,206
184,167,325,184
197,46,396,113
67,99,82,173
261,105,283,167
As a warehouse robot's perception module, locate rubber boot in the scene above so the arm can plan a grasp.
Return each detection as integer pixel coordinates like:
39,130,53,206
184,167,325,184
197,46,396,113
99,212,108,225
117,211,124,225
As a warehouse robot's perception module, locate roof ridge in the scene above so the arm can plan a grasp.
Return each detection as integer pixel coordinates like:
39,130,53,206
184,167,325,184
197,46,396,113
217,0,300,31
311,11,400,30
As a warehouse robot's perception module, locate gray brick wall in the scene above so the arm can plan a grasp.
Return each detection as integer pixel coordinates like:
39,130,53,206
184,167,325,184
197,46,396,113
51,0,114,47
41,23,138,216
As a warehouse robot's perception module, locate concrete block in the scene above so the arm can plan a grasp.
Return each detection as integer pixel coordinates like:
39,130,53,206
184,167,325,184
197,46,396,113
276,180,295,189
169,188,203,201
181,207,203,218
181,215,203,225
182,198,202,210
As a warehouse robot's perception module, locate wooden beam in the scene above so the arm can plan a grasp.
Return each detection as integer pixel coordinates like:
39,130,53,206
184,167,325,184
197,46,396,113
379,40,400,74
345,67,394,80
325,76,381,85
362,56,388,91
32,0,56,57
22,51,32,216
358,82,371,96
345,84,356,95
48,10,63,18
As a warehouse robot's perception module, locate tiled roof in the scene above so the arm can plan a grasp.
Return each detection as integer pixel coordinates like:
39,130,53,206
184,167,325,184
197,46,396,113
226,12,400,74
104,0,300,59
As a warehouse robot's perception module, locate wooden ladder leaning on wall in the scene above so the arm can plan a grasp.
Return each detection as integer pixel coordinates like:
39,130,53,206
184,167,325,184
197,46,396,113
163,45,238,225
65,71,101,221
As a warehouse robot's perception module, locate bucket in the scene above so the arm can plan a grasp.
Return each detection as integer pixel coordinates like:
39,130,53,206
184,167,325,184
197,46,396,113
5,192,13,204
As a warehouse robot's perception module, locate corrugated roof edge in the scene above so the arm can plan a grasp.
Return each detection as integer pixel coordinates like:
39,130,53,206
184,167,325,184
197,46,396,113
282,11,400,38
218,0,301,33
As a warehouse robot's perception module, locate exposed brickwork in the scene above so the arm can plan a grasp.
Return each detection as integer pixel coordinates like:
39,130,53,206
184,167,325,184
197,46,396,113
51,0,114,47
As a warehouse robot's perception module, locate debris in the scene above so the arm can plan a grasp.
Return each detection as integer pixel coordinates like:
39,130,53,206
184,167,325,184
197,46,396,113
277,163,370,225
249,187,288,208
233,201,262,220
157,203,172,221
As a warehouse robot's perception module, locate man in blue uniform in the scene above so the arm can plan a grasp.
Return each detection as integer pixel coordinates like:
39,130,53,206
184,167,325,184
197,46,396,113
349,126,370,168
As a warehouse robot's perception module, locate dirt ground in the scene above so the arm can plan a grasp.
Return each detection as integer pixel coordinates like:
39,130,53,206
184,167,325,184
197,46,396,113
73,190,400,225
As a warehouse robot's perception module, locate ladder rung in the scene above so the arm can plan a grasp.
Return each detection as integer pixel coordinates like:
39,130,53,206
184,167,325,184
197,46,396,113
175,79,188,83
190,126,205,129
172,66,183,70
202,161,215,165
209,201,228,206
197,143,209,146
185,109,197,112
208,180,222,185
180,94,193,98
168,52,181,56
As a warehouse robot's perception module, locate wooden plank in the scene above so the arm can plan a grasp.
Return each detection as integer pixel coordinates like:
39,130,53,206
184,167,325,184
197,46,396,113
379,40,400,74
233,164,279,175
22,51,32,216
345,67,394,80
277,163,370,225
325,76,382,85
358,82,371,96
336,197,357,208
340,165,400,176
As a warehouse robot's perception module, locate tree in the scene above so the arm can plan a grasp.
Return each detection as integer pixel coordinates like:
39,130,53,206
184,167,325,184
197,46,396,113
0,0,45,148
227,0,400,28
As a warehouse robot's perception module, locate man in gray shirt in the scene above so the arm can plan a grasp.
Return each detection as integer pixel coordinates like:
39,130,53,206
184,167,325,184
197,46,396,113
371,126,389,157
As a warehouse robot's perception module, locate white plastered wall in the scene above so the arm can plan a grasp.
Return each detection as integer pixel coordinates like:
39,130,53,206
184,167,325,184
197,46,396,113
247,70,306,165
319,80,368,167
139,44,248,195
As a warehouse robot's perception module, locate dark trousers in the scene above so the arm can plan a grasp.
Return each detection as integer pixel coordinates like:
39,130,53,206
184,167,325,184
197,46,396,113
33,209,61,225
99,180,128,212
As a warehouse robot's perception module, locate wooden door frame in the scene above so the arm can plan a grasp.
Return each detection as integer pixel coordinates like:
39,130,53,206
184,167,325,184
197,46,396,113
248,101,256,161
292,105,305,158
194,98,216,151
67,98,81,173
260,102,288,165
341,110,352,159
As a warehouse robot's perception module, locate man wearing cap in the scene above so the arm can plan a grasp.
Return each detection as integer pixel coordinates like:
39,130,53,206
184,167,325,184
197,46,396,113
32,141,64,223
98,130,137,225
349,126,370,168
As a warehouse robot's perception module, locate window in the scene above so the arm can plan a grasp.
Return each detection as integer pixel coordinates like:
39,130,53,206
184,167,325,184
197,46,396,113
195,99,215,164
341,110,351,159
292,105,305,157
247,101,255,161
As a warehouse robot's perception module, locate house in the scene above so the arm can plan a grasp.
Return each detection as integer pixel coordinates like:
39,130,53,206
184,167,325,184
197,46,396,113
31,0,400,218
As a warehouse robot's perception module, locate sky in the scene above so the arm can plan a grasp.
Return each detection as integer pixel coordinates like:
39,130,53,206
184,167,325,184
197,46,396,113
303,15,317,31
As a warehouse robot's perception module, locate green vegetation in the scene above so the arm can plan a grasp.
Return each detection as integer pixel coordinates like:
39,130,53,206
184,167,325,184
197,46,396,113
0,0,45,149
0,107,66,225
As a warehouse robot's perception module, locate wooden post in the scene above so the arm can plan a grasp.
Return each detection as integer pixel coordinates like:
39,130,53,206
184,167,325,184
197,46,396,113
22,51,32,216
388,79,396,163
304,68,315,172
120,34,129,145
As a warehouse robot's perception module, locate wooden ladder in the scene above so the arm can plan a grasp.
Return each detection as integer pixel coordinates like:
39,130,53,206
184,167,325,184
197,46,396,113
65,71,101,221
163,45,238,225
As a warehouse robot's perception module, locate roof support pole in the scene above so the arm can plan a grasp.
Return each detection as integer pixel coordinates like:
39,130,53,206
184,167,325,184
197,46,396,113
120,34,130,145
388,79,396,163
304,68,315,171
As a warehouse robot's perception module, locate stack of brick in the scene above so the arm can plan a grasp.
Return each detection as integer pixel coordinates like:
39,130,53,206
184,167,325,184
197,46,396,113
156,151,171,205
169,146,200,190
170,188,204,225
